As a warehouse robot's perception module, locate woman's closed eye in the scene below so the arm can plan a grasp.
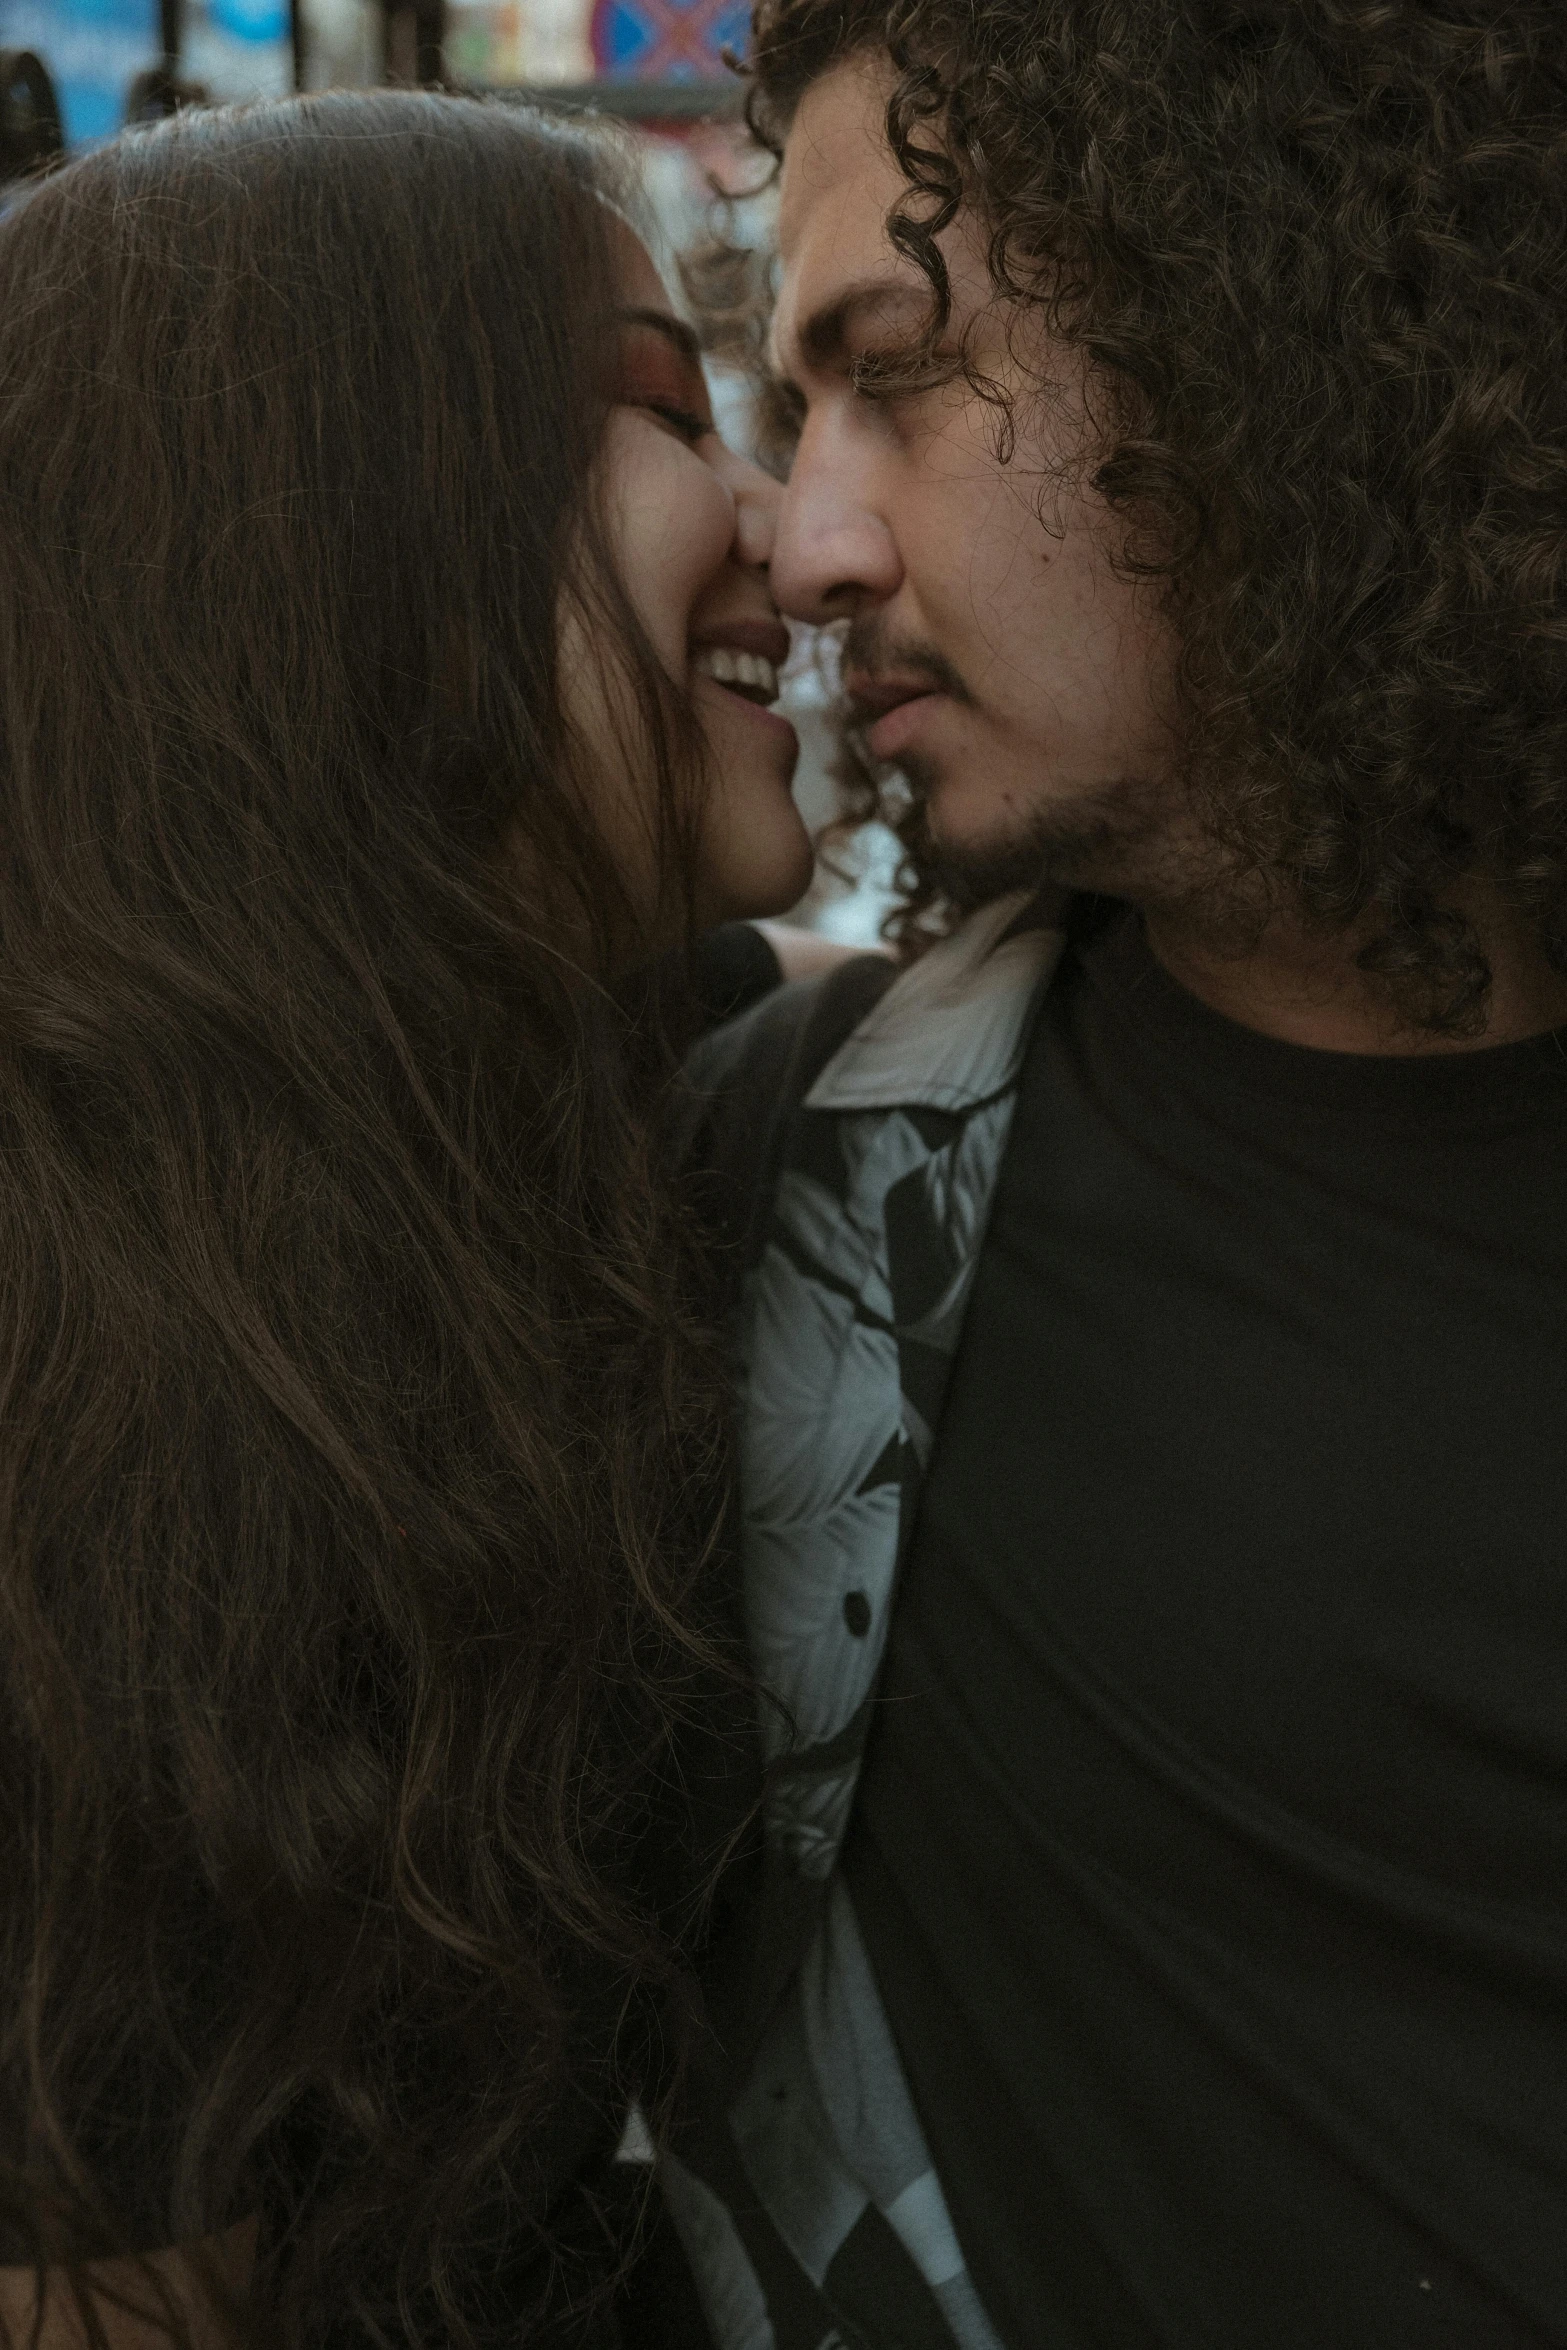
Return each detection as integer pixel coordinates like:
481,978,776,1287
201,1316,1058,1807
613,309,715,447
636,398,712,444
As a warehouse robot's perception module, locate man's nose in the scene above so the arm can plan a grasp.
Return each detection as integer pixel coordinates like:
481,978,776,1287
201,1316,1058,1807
770,416,902,625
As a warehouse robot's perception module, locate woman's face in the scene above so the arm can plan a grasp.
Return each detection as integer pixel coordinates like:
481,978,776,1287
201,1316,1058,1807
570,230,814,935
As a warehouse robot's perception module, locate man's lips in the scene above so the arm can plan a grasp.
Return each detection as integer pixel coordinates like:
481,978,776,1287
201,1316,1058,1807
844,671,953,764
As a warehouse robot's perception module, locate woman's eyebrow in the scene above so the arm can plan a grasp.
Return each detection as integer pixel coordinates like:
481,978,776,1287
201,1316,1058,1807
614,307,704,367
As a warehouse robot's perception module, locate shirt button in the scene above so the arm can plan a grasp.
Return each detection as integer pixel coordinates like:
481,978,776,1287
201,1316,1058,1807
842,1590,871,1637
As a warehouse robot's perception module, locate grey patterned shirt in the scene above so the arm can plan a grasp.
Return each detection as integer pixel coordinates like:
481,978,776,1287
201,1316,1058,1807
662,895,1065,2350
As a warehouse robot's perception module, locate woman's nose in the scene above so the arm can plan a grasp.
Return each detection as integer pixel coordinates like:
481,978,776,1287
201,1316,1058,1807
707,441,781,572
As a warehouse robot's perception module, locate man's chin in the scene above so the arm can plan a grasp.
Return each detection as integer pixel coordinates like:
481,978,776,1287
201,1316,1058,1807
924,809,1147,912
926,834,1056,911
908,759,1180,912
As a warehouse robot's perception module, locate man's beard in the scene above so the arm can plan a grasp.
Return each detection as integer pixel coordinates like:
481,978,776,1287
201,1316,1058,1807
895,744,1177,913
839,612,1197,912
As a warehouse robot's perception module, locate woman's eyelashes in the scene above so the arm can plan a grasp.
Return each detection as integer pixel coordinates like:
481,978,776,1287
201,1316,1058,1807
638,398,711,443
615,321,714,446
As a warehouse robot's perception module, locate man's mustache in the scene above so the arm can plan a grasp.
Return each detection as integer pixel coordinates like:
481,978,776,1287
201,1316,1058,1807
839,618,973,719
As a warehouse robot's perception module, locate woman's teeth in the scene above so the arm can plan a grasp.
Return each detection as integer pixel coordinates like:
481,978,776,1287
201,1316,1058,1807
693,645,780,705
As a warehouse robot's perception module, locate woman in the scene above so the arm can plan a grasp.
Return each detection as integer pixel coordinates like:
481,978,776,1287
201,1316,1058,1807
0,90,813,2348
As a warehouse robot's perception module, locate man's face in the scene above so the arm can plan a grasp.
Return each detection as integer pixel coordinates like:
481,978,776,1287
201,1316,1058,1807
771,57,1184,901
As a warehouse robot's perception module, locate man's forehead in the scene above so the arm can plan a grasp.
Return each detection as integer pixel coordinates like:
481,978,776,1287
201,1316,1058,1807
773,55,926,372
777,55,903,253
770,54,1010,387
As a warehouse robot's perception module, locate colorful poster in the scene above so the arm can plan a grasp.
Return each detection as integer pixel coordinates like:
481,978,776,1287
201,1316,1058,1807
591,0,748,83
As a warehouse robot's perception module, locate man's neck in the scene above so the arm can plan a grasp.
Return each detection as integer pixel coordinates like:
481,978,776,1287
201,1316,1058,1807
1140,882,1567,1056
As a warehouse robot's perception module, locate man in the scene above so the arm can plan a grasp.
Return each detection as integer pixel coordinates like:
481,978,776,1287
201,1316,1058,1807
638,5,1567,2345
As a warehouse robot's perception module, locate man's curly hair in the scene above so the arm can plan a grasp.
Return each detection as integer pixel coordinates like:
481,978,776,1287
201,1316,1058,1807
747,0,1567,1031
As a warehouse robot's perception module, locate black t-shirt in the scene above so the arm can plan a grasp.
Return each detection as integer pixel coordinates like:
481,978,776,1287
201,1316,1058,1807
843,904,1567,2350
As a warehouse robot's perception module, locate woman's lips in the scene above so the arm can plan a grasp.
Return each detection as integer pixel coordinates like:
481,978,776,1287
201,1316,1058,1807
689,616,797,746
690,617,792,670
693,669,799,750
736,695,799,747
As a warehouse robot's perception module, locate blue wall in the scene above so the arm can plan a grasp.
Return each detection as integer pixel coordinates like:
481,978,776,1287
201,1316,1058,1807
1,0,290,149
1,0,158,144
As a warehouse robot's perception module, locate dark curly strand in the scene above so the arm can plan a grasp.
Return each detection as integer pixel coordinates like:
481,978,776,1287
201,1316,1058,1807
748,0,1567,1027
0,92,732,2347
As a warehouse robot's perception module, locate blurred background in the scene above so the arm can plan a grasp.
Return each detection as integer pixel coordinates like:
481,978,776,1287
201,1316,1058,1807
0,0,900,943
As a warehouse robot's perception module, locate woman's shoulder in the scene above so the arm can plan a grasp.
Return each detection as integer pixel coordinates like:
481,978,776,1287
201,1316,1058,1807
678,948,899,1288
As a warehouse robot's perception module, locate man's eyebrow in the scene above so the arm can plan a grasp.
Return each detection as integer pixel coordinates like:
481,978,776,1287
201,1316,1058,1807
781,278,936,379
614,306,703,366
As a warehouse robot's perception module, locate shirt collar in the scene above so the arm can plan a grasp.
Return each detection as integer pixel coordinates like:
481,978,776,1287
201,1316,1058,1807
805,890,1067,1115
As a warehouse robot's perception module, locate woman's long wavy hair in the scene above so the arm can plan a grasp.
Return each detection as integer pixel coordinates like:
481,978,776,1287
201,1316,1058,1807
0,91,730,2345
749,0,1567,1030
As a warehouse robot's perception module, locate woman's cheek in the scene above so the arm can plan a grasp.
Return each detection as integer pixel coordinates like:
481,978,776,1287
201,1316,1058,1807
599,414,737,678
